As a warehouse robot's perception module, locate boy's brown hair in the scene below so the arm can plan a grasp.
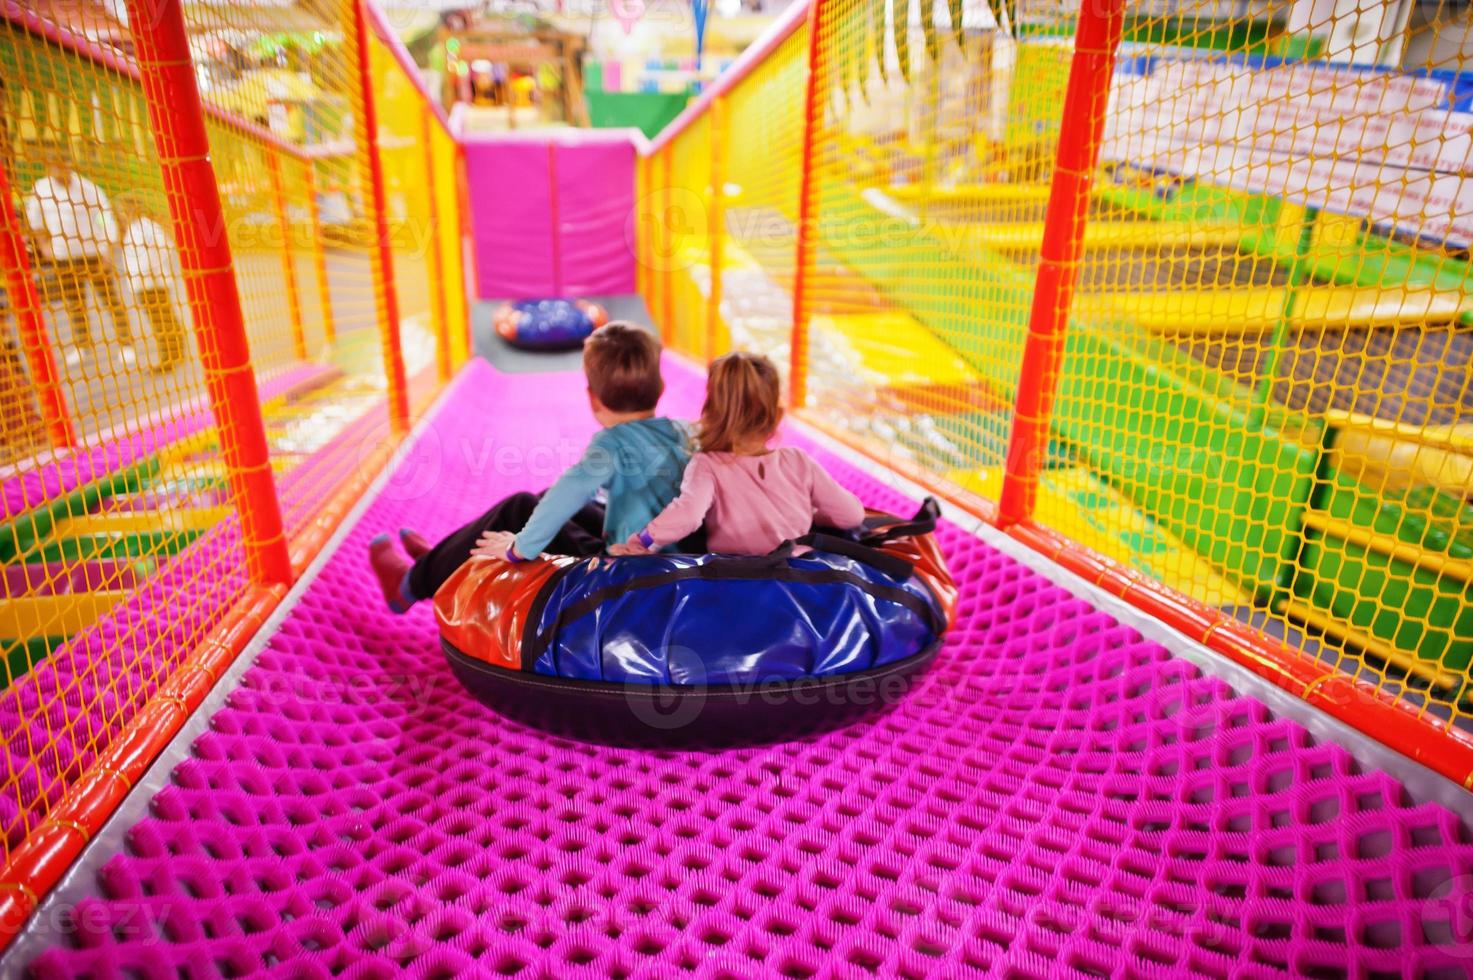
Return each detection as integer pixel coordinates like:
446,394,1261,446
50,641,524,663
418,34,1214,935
583,322,664,412
697,351,782,453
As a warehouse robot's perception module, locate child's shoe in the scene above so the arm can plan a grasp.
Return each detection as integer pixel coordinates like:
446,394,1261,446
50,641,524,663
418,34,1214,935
368,533,415,613
399,527,431,559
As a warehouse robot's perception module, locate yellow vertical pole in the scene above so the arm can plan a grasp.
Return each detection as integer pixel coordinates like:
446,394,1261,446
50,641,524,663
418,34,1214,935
636,153,648,302
420,114,453,381
302,159,336,349
706,97,727,363
659,146,673,345
647,152,663,335
265,151,308,361
352,0,409,432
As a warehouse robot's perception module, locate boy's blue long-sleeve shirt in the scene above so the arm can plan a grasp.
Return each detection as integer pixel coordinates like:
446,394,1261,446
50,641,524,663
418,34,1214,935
515,417,691,557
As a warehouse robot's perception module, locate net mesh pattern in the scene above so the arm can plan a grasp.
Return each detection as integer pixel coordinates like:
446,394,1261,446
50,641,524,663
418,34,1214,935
0,1,455,877
23,361,1473,978
640,0,1473,777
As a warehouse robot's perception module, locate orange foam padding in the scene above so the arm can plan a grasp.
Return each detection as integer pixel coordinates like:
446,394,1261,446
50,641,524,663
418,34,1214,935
434,556,580,671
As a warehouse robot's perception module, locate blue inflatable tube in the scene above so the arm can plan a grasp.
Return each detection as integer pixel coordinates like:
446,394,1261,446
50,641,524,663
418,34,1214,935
435,500,957,745
494,299,608,350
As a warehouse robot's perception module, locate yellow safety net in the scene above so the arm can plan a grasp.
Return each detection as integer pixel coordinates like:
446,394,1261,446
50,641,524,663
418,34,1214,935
369,34,468,410
0,0,466,877
1044,2,1473,741
644,25,811,374
643,0,1473,760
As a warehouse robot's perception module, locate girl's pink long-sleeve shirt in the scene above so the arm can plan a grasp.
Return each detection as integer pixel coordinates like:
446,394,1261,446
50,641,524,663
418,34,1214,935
639,447,866,555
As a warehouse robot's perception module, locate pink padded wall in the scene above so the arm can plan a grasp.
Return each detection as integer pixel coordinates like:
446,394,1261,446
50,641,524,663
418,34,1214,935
556,140,636,297
463,134,637,299
463,140,557,298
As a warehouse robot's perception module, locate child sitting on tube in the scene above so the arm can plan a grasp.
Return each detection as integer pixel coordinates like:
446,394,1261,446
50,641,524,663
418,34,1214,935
610,351,864,558
369,322,692,611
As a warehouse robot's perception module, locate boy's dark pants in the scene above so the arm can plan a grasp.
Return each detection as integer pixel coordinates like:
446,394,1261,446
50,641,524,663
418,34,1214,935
405,491,604,601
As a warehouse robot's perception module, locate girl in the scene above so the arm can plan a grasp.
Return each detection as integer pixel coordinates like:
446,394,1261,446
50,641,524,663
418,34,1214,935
611,352,864,557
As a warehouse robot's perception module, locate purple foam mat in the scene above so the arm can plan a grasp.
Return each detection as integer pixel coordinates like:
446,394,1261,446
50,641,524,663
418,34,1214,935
0,561,146,598
0,364,333,522
0,396,397,855
20,359,1473,978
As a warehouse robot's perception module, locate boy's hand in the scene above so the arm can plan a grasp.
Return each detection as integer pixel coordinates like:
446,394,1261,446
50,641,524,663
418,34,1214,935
471,530,521,561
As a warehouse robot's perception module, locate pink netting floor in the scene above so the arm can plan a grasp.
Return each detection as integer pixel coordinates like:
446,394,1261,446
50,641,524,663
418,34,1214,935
22,359,1473,978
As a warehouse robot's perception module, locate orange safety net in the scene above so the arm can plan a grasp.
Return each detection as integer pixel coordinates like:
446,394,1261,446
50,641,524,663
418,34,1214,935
0,0,467,912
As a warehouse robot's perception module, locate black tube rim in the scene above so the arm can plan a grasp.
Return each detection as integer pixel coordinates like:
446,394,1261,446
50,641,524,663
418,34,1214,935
441,636,944,704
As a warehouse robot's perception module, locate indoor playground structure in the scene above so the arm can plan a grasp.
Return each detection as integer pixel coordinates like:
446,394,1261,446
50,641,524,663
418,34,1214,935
1,0,1472,975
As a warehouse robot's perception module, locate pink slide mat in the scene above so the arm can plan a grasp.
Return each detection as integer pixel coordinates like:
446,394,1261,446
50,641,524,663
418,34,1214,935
20,359,1473,978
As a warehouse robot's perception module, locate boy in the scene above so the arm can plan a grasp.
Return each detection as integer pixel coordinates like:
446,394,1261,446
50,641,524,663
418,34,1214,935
368,322,691,612
116,194,188,372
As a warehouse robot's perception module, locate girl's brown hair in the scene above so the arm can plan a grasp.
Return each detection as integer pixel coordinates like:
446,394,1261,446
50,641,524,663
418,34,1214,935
697,352,783,453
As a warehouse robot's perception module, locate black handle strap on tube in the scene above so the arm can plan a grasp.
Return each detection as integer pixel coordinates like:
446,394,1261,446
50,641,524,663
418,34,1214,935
859,497,942,546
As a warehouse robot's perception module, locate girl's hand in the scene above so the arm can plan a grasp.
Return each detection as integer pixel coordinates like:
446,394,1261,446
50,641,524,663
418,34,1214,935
471,530,520,561
608,535,652,557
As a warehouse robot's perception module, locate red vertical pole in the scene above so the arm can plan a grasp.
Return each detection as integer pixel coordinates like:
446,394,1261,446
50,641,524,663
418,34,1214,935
997,0,1126,527
125,0,291,586
352,0,410,433
0,165,74,449
788,0,825,411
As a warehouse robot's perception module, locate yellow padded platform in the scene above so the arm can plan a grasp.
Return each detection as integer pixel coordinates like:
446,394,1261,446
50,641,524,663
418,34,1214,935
885,184,1053,205
949,465,1251,610
811,312,979,388
965,220,1245,252
48,507,233,539
1329,422,1473,498
1079,285,1472,334
0,593,125,638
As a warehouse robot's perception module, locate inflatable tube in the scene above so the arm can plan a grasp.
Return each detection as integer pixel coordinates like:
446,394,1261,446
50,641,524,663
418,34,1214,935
435,500,956,744
494,299,609,351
